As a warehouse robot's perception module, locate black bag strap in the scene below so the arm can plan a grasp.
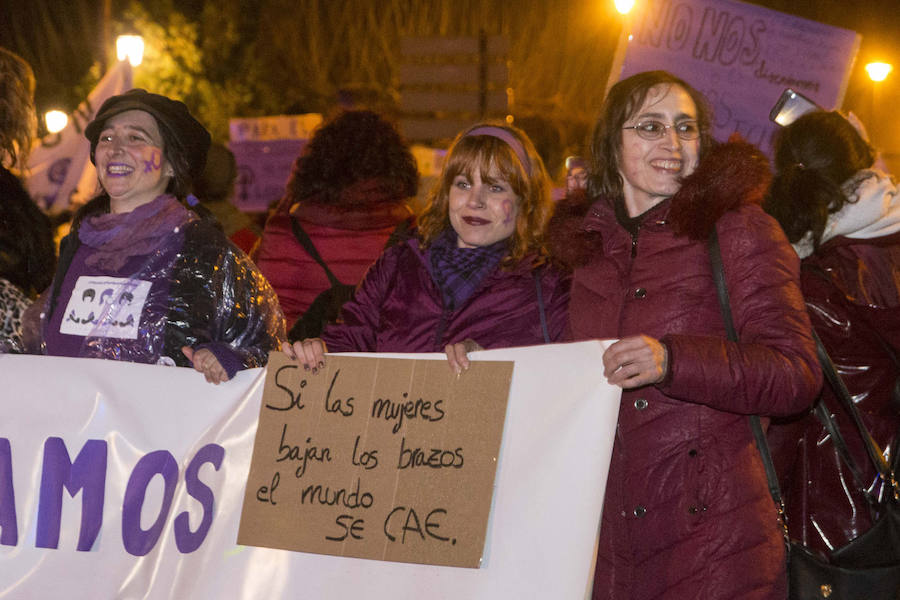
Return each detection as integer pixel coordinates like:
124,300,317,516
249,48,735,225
47,226,81,323
709,229,896,511
290,217,343,288
803,262,900,474
813,328,894,485
708,228,785,507
813,399,871,494
533,268,550,344
290,216,414,290
384,216,413,249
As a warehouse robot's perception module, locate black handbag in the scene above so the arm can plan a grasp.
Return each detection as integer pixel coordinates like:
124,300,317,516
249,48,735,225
708,229,900,600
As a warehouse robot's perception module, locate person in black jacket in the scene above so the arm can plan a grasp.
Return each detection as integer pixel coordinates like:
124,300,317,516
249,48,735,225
0,47,56,353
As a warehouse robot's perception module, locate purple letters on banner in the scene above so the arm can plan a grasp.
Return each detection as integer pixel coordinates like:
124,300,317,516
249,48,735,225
0,439,17,546
122,450,178,557
174,443,225,553
36,437,107,551
615,0,859,153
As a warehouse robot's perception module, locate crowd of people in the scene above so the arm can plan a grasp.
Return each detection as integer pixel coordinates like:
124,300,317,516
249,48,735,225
3,43,900,598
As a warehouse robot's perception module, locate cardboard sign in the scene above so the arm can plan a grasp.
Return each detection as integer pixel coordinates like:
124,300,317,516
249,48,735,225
238,353,514,568
611,0,860,152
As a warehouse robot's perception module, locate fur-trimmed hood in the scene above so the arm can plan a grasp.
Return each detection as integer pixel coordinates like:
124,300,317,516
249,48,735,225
547,137,772,267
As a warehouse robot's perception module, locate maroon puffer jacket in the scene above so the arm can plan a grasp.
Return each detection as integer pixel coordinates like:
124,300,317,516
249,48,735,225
551,140,821,599
769,231,900,557
253,181,413,326
320,237,571,352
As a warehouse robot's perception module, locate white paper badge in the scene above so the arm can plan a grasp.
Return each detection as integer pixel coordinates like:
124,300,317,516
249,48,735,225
59,276,152,339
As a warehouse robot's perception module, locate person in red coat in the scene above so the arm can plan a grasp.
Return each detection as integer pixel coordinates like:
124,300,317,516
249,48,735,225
765,110,900,559
548,70,821,599
252,110,418,327
284,122,570,371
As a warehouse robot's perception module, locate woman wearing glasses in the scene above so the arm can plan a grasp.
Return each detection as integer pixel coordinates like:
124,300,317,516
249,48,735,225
549,70,820,598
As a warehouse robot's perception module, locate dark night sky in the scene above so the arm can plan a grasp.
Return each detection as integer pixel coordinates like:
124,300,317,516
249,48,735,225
750,0,900,68
3,0,899,153
746,0,900,159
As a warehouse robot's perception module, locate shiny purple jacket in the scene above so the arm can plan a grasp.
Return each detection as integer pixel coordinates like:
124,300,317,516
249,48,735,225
320,237,570,352
550,140,821,600
769,230,900,556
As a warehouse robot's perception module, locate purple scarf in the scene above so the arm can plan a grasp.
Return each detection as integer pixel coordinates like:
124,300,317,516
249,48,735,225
428,228,508,310
79,195,195,271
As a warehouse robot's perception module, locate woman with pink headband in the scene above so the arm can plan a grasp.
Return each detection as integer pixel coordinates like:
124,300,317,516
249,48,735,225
284,122,570,370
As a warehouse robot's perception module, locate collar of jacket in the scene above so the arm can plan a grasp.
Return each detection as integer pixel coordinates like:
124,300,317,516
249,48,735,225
290,198,412,231
546,137,772,268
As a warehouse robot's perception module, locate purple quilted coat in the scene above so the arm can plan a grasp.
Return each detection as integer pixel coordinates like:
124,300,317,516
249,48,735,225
551,140,821,599
768,229,900,557
320,237,570,352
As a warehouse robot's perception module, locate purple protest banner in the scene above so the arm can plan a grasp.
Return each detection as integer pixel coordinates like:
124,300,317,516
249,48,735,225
610,0,860,153
228,114,322,213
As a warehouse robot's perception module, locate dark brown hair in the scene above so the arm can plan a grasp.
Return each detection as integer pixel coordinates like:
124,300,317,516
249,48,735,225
765,110,875,247
588,70,714,200
285,110,418,207
0,47,36,168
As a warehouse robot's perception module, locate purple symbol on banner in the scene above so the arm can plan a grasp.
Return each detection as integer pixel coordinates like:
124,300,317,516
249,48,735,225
42,158,73,209
48,158,71,184
236,165,255,206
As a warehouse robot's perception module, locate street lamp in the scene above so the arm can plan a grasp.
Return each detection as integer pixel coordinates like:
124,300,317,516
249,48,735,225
44,110,68,134
116,34,144,67
866,62,892,82
614,0,636,14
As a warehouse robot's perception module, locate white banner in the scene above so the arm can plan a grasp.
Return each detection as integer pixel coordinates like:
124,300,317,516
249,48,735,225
26,61,133,215
0,342,619,599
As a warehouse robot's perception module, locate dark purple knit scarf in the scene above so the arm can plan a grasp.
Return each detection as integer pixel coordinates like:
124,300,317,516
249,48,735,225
79,194,195,272
428,228,508,310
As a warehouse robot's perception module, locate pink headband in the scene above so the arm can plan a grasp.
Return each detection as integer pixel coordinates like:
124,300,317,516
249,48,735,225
464,126,532,176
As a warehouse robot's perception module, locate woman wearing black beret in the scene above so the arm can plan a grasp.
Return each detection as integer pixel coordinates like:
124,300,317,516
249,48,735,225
27,89,285,383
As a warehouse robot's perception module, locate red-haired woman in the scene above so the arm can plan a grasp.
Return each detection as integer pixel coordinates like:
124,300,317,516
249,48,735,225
284,122,570,371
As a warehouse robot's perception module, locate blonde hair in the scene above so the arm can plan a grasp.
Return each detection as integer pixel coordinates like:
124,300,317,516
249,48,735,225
418,122,553,265
0,47,37,168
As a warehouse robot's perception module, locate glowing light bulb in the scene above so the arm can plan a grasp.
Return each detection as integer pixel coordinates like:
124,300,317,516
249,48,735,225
615,0,636,14
44,110,68,134
866,62,892,82
116,35,144,67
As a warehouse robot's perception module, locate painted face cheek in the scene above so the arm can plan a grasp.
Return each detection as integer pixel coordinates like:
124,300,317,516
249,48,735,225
501,198,516,224
143,149,163,174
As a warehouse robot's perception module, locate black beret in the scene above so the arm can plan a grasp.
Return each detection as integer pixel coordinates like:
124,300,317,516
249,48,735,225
85,89,211,181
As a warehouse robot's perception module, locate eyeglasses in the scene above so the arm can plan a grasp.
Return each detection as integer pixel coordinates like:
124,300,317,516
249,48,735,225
622,120,701,141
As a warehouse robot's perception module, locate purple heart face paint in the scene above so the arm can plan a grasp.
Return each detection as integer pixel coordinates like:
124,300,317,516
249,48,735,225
448,165,520,249
95,109,173,213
